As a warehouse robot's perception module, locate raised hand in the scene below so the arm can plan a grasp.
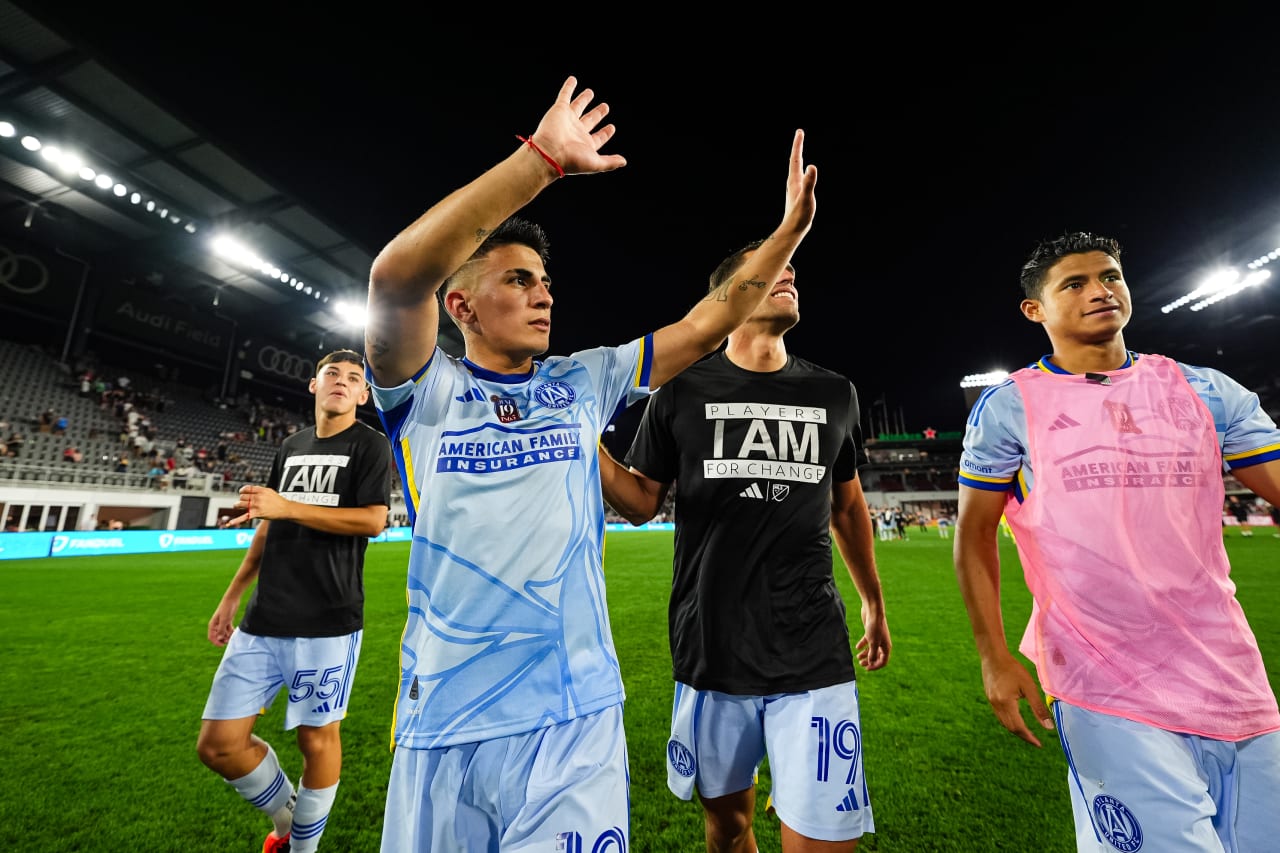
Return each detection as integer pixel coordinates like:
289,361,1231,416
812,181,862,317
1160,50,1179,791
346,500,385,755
528,76,628,176
780,129,818,239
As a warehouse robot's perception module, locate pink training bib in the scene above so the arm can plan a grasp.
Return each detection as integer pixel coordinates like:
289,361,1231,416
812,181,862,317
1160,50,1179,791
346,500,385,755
1006,354,1279,739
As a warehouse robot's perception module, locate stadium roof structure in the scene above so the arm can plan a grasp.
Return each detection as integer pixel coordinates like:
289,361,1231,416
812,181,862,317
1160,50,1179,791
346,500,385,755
0,0,462,368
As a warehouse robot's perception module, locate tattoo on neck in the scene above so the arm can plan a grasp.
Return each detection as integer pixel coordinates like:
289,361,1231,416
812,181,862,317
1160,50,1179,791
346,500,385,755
474,228,489,243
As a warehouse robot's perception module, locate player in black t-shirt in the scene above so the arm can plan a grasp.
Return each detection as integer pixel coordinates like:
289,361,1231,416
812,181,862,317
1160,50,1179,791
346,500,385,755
197,349,392,853
601,243,891,851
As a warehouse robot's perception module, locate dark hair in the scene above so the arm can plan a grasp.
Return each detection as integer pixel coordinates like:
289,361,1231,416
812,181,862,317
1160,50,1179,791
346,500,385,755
708,238,767,292
442,215,551,294
1020,231,1123,299
316,349,365,373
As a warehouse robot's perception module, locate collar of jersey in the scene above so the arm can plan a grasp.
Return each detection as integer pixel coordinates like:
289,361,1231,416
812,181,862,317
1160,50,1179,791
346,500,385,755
462,357,540,384
1031,351,1136,374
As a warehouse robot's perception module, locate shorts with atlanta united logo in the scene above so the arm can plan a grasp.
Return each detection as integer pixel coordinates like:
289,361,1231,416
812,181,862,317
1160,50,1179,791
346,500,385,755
1054,700,1280,852
666,680,874,842
201,628,363,730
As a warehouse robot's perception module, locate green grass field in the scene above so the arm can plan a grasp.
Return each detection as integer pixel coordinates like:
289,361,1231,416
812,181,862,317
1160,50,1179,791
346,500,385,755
2,529,1277,851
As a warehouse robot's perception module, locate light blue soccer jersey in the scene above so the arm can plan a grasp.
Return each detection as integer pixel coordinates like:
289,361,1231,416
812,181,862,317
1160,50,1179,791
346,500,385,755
958,352,1280,499
370,337,654,749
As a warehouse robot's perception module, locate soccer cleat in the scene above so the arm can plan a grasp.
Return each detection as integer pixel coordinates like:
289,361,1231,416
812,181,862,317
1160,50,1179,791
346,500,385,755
262,831,291,853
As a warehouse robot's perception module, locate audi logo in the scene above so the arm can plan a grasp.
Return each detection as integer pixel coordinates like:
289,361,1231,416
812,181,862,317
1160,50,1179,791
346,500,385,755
0,244,50,295
256,346,315,382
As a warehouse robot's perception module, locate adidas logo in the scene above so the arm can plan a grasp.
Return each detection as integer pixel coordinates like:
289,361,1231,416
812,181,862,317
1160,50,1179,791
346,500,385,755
455,387,484,403
312,700,332,714
1048,413,1081,431
837,786,863,812
739,483,764,499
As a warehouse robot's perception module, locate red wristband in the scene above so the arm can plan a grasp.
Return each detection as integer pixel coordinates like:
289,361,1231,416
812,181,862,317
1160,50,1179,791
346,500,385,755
516,134,565,178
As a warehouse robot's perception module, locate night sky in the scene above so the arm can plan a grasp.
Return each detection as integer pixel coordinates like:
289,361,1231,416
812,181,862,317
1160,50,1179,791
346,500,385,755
27,6,1280,433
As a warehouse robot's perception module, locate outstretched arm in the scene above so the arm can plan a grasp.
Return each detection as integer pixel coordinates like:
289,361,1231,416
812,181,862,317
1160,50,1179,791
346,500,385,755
830,475,891,671
648,129,817,388
953,485,1054,747
365,76,628,387
599,442,670,525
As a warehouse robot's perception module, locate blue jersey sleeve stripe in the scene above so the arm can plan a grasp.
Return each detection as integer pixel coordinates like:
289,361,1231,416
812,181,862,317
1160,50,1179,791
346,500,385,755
398,435,420,525
377,396,415,446
411,350,436,384
634,334,654,388
958,473,1012,491
1225,443,1280,468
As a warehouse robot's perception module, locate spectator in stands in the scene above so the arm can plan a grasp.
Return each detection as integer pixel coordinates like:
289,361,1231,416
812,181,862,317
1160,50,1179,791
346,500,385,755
173,462,194,489
197,348,392,853
114,453,130,474
146,462,169,490
52,414,68,435
6,432,24,458
63,446,83,464
598,236,889,850
954,230,1280,851
361,79,816,851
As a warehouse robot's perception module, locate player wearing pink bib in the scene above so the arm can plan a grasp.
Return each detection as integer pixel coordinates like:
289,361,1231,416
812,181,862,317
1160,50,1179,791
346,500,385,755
955,231,1280,852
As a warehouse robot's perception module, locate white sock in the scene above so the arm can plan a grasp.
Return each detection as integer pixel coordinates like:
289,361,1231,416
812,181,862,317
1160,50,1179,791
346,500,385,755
288,780,339,852
227,743,296,836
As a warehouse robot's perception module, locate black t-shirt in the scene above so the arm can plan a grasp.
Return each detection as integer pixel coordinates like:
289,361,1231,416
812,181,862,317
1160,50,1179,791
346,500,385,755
625,351,867,694
240,421,393,637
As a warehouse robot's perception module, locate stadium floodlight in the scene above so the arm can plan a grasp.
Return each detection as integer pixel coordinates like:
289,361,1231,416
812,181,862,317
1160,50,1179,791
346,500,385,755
0,120,15,137
960,370,1009,389
333,300,367,328
1161,268,1240,313
21,134,40,151
1191,269,1269,311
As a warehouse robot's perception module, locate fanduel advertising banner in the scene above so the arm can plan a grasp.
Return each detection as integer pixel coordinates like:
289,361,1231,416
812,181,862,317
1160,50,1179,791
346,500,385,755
94,282,234,362
0,528,415,560
47,529,257,558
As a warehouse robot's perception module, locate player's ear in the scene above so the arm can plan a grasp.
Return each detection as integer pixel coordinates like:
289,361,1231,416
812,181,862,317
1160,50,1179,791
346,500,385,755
444,289,473,323
1020,298,1044,325
309,376,318,395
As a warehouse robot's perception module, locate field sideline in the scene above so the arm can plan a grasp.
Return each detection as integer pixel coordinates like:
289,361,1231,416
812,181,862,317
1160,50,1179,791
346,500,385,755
1,529,1276,851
